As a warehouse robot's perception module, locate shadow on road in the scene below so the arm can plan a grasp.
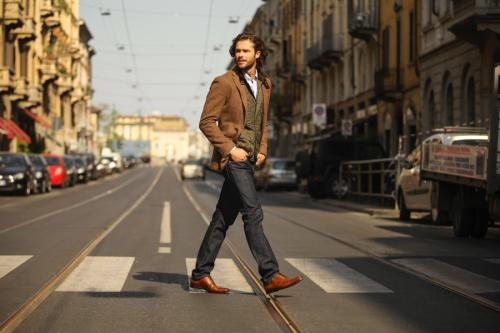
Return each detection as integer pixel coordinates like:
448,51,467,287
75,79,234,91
133,272,188,291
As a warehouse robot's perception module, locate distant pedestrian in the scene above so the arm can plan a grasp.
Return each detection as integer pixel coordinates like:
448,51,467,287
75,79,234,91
190,32,303,294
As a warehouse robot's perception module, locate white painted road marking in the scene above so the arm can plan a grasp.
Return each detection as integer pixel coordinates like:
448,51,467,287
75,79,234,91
186,258,253,293
393,258,500,293
158,247,171,254
56,256,134,292
286,258,393,293
484,258,500,265
160,201,171,244
0,255,32,279
158,201,171,254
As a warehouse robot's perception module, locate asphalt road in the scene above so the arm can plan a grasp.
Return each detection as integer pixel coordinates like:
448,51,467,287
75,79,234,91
1,164,500,332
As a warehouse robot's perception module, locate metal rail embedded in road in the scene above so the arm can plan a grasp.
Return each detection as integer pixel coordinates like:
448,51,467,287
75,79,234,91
182,184,302,333
0,167,164,333
266,209,500,314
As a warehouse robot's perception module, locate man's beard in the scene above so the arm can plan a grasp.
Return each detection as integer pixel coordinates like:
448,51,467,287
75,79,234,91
238,58,256,71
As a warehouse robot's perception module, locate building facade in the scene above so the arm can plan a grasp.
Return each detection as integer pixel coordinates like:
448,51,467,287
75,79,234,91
0,0,97,154
115,114,192,162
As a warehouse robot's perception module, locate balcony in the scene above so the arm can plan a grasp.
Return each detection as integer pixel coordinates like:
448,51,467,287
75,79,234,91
448,0,500,44
0,68,15,92
4,0,24,27
41,0,54,17
12,78,29,101
44,10,61,27
13,18,36,40
41,61,58,83
374,69,404,101
348,0,378,41
306,15,344,70
19,86,42,108
71,87,85,103
56,75,72,93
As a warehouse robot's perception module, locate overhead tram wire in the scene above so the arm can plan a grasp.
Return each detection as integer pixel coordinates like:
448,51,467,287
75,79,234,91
181,0,215,118
119,0,153,110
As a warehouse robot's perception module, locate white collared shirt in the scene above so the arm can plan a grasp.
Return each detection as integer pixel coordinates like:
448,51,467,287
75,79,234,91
243,71,258,99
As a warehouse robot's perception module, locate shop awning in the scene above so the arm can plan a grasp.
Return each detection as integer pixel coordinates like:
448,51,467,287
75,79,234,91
22,109,51,129
0,117,32,144
0,118,15,139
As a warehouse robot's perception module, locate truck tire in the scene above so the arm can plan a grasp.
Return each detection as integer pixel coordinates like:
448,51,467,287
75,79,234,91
471,208,489,239
431,208,449,225
398,191,410,220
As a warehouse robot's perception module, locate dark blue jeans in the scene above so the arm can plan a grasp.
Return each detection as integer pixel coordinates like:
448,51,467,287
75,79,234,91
191,159,279,284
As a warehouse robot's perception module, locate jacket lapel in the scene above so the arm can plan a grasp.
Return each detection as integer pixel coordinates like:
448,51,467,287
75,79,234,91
262,78,270,115
230,70,247,114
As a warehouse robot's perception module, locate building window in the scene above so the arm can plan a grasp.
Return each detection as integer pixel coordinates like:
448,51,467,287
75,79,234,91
382,26,390,73
466,78,475,125
428,90,435,129
20,42,29,78
4,29,15,72
446,83,454,125
409,10,416,63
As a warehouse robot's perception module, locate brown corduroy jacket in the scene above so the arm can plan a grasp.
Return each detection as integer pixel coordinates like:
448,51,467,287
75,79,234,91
199,69,271,171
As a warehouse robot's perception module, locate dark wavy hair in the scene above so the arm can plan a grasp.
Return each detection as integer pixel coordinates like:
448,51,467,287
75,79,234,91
229,32,269,83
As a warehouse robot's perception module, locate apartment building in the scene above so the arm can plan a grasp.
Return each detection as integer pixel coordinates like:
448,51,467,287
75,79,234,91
0,0,97,154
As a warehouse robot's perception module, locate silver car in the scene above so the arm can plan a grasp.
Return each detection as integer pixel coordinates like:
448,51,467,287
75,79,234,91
181,160,206,180
397,130,488,223
254,158,297,191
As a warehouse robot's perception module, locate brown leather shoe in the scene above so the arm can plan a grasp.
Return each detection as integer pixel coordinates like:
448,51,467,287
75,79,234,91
190,276,230,294
264,273,303,294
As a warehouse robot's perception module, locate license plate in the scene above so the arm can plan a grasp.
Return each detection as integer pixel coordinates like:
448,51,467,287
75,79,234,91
0,180,6,186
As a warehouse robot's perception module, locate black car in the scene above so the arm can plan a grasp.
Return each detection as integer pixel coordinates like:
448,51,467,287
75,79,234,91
0,153,36,196
75,153,99,180
63,156,77,186
28,154,52,193
72,156,89,183
298,135,386,198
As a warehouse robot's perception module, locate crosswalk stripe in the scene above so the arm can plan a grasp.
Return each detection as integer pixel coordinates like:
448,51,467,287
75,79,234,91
0,255,32,279
393,258,500,293
484,258,500,265
56,256,135,292
285,258,392,293
186,258,253,293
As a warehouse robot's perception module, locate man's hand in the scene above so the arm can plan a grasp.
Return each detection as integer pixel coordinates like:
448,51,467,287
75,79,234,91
230,147,248,161
256,153,266,167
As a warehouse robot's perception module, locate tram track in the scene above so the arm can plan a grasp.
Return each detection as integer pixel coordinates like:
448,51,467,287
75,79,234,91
0,167,164,333
182,183,302,333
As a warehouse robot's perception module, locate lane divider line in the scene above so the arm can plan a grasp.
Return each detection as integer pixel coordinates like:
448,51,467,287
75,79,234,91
0,169,147,235
0,167,164,333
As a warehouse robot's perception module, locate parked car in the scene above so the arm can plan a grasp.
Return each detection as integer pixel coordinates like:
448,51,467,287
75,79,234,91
99,156,118,174
181,160,206,180
63,156,77,186
0,153,36,195
397,131,488,223
28,154,52,193
72,156,89,183
299,135,386,198
102,153,124,173
255,158,297,191
44,154,69,188
74,153,98,180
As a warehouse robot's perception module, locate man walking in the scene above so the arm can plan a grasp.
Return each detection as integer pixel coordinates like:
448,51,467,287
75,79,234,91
190,33,303,294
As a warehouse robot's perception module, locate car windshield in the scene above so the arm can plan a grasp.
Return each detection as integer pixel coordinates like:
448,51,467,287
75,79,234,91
0,155,25,167
45,157,60,166
272,161,295,170
452,139,488,147
64,158,74,167
30,156,45,167
74,158,84,167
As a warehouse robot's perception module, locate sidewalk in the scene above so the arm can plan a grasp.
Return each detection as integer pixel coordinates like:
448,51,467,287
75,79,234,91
287,191,399,218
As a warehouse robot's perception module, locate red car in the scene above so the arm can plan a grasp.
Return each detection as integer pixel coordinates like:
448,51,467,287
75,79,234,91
43,154,69,187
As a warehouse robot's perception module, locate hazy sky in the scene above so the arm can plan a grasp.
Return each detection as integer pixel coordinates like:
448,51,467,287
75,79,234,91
80,0,265,128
